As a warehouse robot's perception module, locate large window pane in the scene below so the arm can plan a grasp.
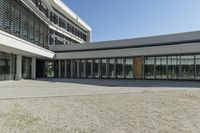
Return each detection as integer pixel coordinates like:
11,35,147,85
86,59,92,78
0,52,15,81
72,60,78,78
196,55,200,80
79,60,85,78
101,59,107,78
20,8,28,40
34,18,40,45
60,60,65,78
10,0,20,37
167,56,180,79
155,56,167,79
28,15,34,43
116,58,123,78
39,23,44,47
125,58,134,78
93,59,99,78
22,57,32,79
109,59,115,78
181,55,194,80
145,57,155,79
66,60,71,78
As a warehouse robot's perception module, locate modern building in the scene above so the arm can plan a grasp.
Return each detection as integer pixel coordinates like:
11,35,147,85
0,0,200,81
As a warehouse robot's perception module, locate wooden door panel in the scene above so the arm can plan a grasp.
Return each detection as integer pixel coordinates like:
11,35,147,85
134,57,142,79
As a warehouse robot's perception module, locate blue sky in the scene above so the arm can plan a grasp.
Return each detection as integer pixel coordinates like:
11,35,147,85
63,0,200,42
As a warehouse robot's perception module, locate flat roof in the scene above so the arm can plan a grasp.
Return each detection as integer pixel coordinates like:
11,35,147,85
49,30,200,52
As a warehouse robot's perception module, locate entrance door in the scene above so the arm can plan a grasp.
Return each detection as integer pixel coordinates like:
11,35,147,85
134,57,142,79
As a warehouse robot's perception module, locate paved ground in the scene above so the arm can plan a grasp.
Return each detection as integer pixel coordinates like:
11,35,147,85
0,79,200,132
0,78,200,99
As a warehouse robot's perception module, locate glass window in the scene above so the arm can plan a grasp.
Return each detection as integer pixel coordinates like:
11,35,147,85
196,55,200,80
66,60,71,78
44,61,54,78
34,18,40,45
44,26,48,47
73,60,78,78
79,60,85,78
54,15,58,25
2,0,10,33
39,23,44,46
86,59,92,78
93,59,99,78
181,55,195,80
21,8,28,40
10,1,20,37
60,60,65,78
167,56,180,79
28,15,34,43
125,58,134,78
116,58,123,78
22,57,32,79
155,56,167,79
101,59,107,78
109,59,115,78
0,52,15,81
145,57,155,79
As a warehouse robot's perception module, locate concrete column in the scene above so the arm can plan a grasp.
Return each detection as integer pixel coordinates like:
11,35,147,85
58,60,61,78
77,60,80,78
31,57,36,79
64,60,67,78
83,60,86,78
70,60,73,78
16,55,22,80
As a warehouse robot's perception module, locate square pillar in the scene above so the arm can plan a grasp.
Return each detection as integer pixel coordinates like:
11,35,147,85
58,60,61,78
71,60,73,78
31,58,36,79
77,60,80,78
16,55,22,80
83,60,86,78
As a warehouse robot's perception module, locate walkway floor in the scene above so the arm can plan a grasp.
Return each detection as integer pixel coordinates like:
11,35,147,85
0,79,200,132
0,78,199,99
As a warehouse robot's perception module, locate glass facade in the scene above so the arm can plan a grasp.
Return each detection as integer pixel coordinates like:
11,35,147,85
101,59,107,78
31,0,89,42
60,60,65,78
73,60,78,78
22,57,32,79
66,60,71,78
86,59,92,78
196,55,200,80
181,55,195,80
116,58,123,78
93,59,99,78
0,52,16,81
155,56,167,79
35,54,200,81
79,60,85,78
124,58,134,78
0,0,49,49
145,57,155,79
108,59,115,78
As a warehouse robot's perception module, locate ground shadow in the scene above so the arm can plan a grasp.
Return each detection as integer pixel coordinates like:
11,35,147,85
35,78,200,88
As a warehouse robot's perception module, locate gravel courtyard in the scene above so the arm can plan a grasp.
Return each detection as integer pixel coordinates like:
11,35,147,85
0,79,200,133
